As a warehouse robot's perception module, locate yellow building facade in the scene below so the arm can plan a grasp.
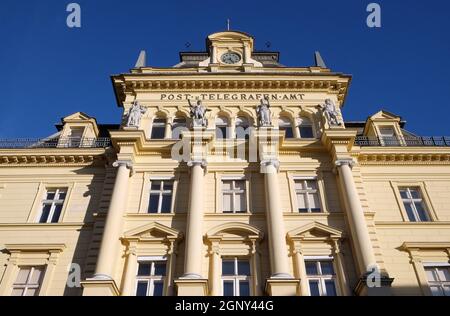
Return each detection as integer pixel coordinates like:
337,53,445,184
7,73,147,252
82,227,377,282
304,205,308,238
1,31,450,297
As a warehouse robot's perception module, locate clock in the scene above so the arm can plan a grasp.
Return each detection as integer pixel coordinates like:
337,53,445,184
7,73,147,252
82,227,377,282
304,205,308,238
221,52,241,64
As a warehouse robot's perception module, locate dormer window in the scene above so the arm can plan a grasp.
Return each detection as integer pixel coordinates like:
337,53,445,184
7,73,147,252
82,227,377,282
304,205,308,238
379,126,400,146
68,127,85,148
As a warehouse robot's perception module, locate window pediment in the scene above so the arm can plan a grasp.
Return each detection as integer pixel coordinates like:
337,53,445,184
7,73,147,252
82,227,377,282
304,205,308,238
287,222,343,242
122,222,183,243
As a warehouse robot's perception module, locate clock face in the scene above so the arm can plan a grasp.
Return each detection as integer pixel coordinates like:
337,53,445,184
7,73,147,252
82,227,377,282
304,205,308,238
221,52,241,64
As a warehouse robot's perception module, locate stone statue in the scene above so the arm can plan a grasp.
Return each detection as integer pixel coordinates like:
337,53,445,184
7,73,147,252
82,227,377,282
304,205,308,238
256,97,272,127
188,98,210,127
321,99,342,126
126,101,147,128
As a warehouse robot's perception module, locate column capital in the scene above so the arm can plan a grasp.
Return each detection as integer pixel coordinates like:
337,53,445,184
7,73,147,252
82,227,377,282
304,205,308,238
187,159,208,169
260,159,280,173
112,160,133,170
335,158,355,169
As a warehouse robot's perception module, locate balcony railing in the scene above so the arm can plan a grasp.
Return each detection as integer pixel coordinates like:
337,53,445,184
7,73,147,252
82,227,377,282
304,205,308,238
355,136,450,147
0,137,111,149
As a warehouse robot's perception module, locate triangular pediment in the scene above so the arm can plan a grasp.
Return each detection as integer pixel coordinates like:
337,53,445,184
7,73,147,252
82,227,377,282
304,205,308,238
62,112,94,122
287,222,343,240
370,110,401,121
124,222,182,240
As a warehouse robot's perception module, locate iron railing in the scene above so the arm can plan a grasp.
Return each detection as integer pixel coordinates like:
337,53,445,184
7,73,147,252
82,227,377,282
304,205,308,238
0,137,111,149
355,136,450,147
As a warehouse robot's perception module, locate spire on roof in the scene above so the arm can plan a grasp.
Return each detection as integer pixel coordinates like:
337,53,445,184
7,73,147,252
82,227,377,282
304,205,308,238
135,50,147,68
314,51,327,68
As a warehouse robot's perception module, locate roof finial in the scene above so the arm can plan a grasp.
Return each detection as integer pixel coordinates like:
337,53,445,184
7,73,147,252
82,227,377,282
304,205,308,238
227,18,230,31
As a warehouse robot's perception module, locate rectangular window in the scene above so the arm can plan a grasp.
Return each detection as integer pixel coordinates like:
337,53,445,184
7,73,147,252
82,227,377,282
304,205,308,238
295,180,321,213
379,126,400,146
222,180,247,213
11,266,45,296
148,180,173,214
38,188,67,223
305,260,337,296
135,260,167,296
399,187,430,222
222,258,251,296
68,127,85,148
425,265,450,296
151,119,166,139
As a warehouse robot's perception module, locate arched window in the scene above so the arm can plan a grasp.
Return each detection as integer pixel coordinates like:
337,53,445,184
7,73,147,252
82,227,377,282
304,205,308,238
299,117,314,139
172,117,187,139
216,116,229,139
279,117,294,139
151,117,166,139
235,116,250,140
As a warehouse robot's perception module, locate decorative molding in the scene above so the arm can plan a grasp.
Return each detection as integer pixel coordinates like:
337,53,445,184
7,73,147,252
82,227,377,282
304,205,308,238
356,153,450,165
0,153,107,167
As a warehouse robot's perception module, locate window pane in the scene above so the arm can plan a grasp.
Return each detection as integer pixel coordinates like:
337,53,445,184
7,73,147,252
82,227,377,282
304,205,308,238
137,263,151,276
410,189,421,199
163,182,173,191
154,263,167,276
404,202,416,221
297,193,307,212
151,181,162,191
324,280,337,296
305,262,318,275
426,269,438,282
24,288,38,297
234,181,245,190
160,194,172,213
436,267,450,282
294,181,305,191
136,281,148,296
399,190,408,199
305,181,318,190
153,281,164,296
414,202,429,222
11,288,24,296
29,267,44,284
239,281,250,296
309,280,320,296
222,261,235,276
281,127,294,139
39,204,52,223
308,193,321,213
443,286,450,296
223,193,232,213
300,126,314,139
216,127,227,139
51,204,63,223
320,262,335,275
58,192,67,200
430,285,443,296
46,192,56,200
223,281,234,296
222,181,232,191
234,193,246,213
148,194,160,213
237,261,251,276
151,127,166,139
15,268,31,284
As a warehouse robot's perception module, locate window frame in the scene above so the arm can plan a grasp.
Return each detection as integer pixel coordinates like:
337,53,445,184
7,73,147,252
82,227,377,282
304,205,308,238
135,257,167,296
215,116,230,140
221,178,248,214
423,263,450,296
11,266,45,296
147,179,174,214
150,117,167,139
391,182,437,222
298,117,315,139
171,117,188,140
399,187,430,222
304,258,338,296
221,257,252,296
36,187,68,224
294,178,323,213
278,117,295,139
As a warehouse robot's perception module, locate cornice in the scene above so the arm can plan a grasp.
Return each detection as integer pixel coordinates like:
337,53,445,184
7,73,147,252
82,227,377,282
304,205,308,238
112,76,351,106
355,152,450,165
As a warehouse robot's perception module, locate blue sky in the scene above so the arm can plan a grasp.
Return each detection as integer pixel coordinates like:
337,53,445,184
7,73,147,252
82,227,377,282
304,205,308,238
0,0,449,138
